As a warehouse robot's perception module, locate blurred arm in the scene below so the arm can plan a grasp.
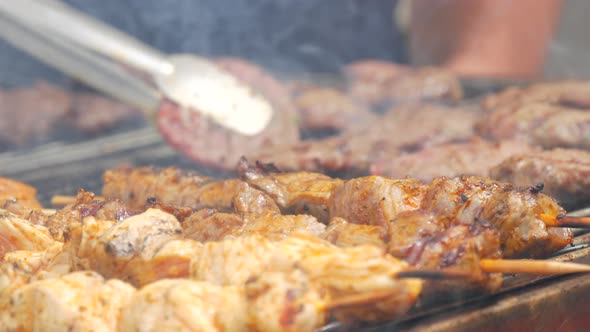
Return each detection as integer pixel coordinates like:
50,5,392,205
408,0,563,78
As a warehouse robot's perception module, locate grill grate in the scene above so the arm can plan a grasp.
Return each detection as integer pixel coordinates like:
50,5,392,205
2,125,590,331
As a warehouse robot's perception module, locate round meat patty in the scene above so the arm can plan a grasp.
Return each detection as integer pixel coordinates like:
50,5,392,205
158,58,300,171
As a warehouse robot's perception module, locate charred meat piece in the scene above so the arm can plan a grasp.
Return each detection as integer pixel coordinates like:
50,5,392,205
329,176,426,230
102,166,247,211
490,148,590,209
0,82,71,146
479,189,571,258
238,158,342,224
401,220,502,294
158,57,300,170
292,86,377,134
371,138,539,182
344,60,463,107
46,189,137,242
182,207,325,242
253,103,479,175
421,176,573,258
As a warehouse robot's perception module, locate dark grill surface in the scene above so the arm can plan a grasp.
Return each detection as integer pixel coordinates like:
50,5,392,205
3,121,590,331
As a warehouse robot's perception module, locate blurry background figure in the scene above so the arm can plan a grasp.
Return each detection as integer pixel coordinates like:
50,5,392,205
402,0,564,79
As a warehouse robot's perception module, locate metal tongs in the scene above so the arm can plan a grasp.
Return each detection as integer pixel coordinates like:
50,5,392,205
0,0,273,135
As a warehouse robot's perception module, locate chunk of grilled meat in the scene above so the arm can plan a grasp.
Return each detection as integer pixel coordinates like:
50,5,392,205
344,60,463,107
321,217,388,249
329,176,426,230
421,176,573,258
158,57,300,171
67,209,187,287
252,103,479,175
119,279,247,332
103,166,247,211
46,189,137,242
2,271,135,331
238,158,342,224
490,148,590,210
370,138,539,182
389,211,503,293
0,210,57,261
478,81,590,150
192,234,423,323
182,208,325,242
245,270,328,332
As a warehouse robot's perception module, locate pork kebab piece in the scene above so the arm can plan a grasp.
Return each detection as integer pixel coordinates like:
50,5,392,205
236,160,579,258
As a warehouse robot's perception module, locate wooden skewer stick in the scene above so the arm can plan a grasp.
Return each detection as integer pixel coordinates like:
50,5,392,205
50,195,105,207
396,268,475,280
480,259,590,275
539,213,590,228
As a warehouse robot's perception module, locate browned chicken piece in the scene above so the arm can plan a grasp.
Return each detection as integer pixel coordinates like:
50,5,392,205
245,269,328,332
482,81,590,110
370,138,539,182
0,209,57,261
46,189,137,242
192,234,423,323
238,158,343,224
321,217,388,249
158,57,300,171
119,279,247,332
329,176,426,230
421,176,573,258
344,60,463,107
128,239,202,287
1,199,48,226
191,235,278,286
0,177,42,210
252,103,479,175
103,166,248,211
70,209,185,286
2,271,135,331
490,148,590,209
292,86,377,133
